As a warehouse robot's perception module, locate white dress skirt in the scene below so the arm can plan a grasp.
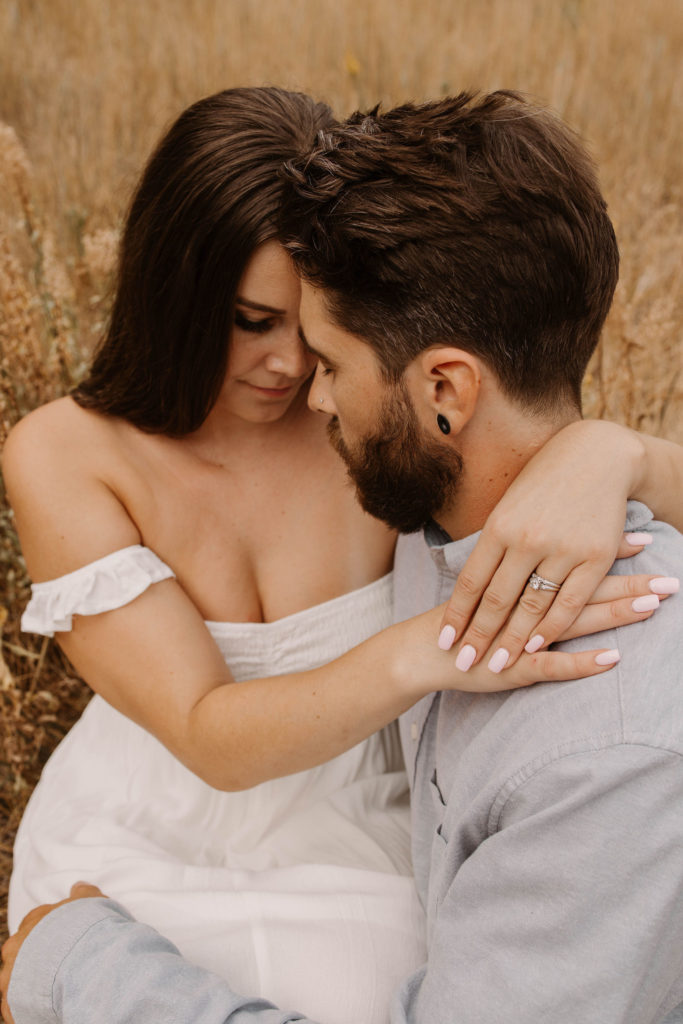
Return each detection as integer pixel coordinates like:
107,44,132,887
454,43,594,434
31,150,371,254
9,546,426,1024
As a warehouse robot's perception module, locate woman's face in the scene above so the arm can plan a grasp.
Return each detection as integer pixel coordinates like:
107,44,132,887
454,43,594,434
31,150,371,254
218,241,317,423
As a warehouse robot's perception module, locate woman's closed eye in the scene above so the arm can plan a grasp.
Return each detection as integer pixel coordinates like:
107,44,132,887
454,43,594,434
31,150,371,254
234,309,276,334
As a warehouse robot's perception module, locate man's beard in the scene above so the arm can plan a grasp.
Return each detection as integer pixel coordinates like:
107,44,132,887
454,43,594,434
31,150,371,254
327,384,462,534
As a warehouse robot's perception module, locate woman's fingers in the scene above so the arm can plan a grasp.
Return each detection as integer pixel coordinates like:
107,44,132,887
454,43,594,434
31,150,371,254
437,534,507,652
557,592,669,642
460,570,679,674
438,567,678,694
514,647,622,687
618,531,654,557
451,552,580,671
443,645,621,693
438,528,655,656
440,545,557,659
587,573,679,603
437,516,671,673
524,570,679,657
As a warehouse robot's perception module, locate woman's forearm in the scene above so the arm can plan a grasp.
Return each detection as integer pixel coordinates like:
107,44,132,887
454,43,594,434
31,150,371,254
180,575,662,791
525,419,683,530
629,427,683,532
182,615,428,790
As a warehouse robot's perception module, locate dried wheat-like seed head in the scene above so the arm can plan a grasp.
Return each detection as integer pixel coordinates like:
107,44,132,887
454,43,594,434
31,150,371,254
82,227,119,279
0,237,51,446
41,230,75,306
0,122,32,190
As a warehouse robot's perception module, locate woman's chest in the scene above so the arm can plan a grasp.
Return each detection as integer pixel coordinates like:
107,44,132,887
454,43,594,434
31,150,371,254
114,438,395,622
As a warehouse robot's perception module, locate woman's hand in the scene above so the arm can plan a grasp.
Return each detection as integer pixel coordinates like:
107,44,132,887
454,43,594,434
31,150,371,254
437,420,664,670
408,571,674,696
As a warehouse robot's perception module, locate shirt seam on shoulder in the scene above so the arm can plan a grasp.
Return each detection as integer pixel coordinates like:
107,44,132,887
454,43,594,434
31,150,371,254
487,738,683,836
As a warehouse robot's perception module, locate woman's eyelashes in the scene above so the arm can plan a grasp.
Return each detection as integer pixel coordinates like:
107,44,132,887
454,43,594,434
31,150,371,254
234,309,276,334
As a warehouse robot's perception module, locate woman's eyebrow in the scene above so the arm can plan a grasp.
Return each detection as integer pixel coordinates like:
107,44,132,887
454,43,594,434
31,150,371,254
235,296,286,314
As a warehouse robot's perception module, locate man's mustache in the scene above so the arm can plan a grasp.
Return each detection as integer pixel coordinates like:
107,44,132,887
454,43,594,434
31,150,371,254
326,416,345,453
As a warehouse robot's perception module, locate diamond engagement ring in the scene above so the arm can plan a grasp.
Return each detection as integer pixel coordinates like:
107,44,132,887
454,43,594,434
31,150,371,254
527,571,562,592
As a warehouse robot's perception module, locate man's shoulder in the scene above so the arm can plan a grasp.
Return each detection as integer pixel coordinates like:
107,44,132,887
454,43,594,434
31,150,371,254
405,504,683,797
604,511,683,752
620,500,683,567
608,504,683,692
433,509,683,789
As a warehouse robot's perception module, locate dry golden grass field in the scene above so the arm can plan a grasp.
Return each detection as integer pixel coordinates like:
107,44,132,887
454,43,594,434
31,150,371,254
0,0,681,935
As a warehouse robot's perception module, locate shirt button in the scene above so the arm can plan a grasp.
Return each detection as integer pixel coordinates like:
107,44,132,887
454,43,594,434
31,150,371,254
411,722,418,741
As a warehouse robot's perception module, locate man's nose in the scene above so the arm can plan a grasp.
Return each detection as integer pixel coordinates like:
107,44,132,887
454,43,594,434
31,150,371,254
307,362,334,413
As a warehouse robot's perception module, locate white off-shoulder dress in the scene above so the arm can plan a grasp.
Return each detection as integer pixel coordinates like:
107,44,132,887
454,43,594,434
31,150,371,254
10,546,426,1024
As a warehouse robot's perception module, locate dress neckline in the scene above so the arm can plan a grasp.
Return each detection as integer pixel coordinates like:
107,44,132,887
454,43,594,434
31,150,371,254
205,571,394,633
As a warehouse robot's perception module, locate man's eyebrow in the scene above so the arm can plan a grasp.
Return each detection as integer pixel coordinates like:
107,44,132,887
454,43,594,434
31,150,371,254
235,296,285,315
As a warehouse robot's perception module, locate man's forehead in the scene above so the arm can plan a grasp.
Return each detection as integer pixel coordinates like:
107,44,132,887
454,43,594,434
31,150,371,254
298,283,353,360
299,280,331,326
296,280,376,360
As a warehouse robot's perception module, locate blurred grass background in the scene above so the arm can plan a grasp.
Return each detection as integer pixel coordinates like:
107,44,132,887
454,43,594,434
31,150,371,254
1,0,681,934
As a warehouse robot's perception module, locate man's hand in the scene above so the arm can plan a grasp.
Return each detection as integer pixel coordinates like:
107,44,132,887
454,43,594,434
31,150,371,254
0,883,105,1024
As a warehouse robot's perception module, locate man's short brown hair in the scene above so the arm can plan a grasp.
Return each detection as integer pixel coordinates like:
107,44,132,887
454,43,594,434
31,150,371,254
282,91,619,413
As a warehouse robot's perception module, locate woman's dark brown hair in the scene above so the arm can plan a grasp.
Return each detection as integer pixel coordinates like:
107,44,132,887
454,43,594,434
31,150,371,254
72,87,334,435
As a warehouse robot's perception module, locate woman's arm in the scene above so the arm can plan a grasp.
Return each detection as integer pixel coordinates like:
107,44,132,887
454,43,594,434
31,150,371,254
44,575,664,791
2,411,669,792
628,427,683,529
438,420,683,668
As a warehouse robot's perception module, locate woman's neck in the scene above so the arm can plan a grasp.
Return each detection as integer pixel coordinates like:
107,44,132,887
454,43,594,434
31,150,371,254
184,386,319,466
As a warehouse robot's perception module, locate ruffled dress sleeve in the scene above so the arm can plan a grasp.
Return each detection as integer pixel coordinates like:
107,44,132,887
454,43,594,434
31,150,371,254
21,545,175,637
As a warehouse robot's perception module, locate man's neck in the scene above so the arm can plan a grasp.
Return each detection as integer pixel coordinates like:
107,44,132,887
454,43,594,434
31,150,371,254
435,406,580,541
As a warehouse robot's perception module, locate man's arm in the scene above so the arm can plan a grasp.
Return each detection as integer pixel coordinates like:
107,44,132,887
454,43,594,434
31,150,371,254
394,744,683,1023
2,890,317,1024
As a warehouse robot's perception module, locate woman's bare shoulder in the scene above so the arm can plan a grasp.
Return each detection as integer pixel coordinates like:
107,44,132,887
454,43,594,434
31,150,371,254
3,397,141,579
4,396,116,468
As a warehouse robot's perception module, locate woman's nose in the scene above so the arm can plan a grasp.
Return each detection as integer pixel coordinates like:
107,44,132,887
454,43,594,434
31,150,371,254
265,329,312,378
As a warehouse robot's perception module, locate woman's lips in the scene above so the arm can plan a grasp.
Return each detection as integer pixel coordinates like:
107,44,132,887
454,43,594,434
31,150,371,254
245,381,298,398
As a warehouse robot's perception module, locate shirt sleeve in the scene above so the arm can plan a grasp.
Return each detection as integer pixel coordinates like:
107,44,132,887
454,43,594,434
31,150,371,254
9,898,319,1024
392,744,683,1023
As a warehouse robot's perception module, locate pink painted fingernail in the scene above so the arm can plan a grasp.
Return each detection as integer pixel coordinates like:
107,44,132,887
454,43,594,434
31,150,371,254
525,634,545,654
487,647,510,674
595,649,620,666
632,594,660,612
625,532,653,546
649,577,679,595
438,625,457,651
455,643,476,672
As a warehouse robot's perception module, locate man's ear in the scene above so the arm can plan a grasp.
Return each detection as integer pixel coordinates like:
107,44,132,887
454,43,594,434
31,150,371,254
410,347,482,436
